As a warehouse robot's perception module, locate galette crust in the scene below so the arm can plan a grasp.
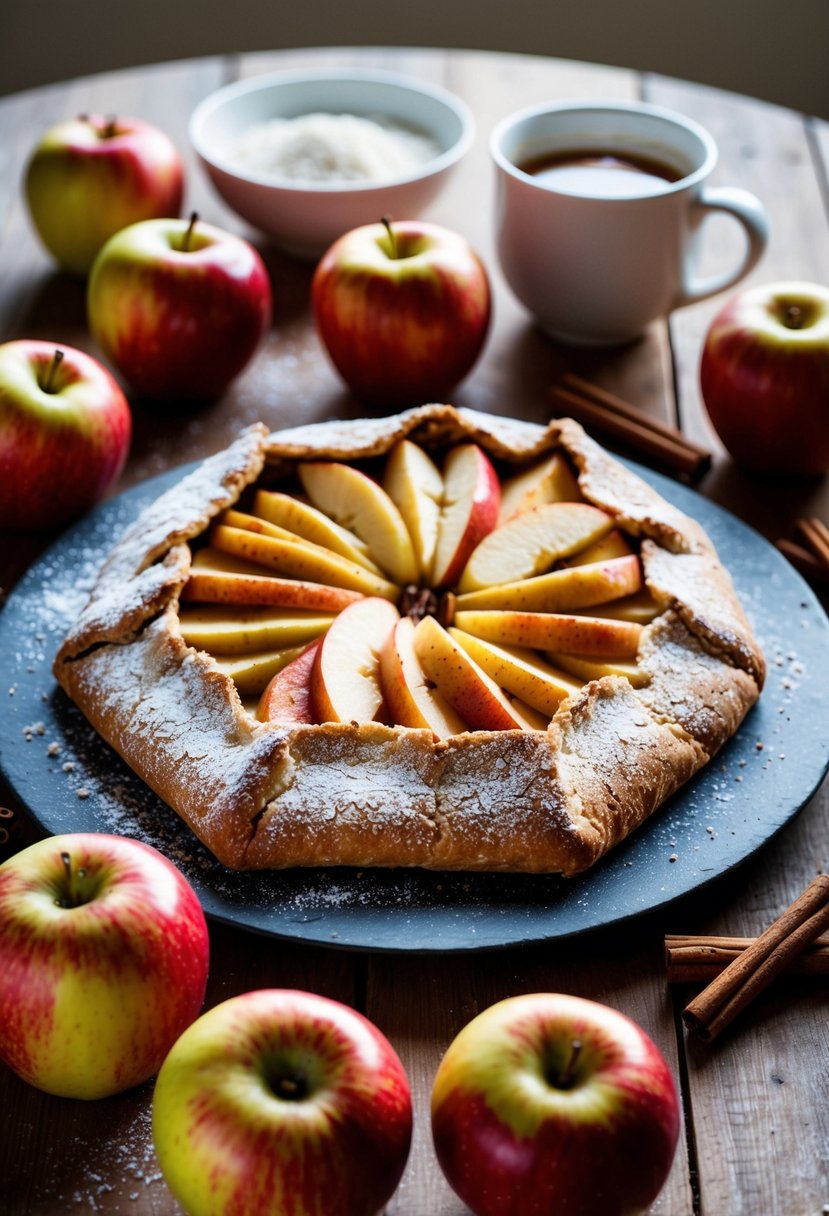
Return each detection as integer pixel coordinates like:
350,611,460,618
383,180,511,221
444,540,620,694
53,406,764,875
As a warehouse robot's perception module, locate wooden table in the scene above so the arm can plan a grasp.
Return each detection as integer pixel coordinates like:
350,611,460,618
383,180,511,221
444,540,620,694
1,46,828,1216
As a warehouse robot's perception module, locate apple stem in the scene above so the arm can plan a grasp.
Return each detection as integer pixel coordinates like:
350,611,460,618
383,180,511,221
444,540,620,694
56,851,78,908
556,1039,583,1090
784,304,804,329
41,349,64,394
381,215,398,259
102,115,118,139
181,212,199,253
272,1073,309,1101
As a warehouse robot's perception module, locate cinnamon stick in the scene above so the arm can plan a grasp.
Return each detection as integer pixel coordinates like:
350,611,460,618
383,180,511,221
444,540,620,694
681,875,829,1041
775,538,829,587
550,375,711,481
665,932,829,983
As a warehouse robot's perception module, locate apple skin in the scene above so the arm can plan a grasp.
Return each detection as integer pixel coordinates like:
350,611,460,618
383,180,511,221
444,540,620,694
431,992,680,1216
152,988,413,1216
312,219,491,405
87,216,273,401
700,280,829,475
0,339,132,530
0,833,209,1100
25,114,184,277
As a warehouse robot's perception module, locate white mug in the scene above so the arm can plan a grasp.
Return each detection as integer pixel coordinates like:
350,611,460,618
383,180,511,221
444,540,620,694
490,99,769,345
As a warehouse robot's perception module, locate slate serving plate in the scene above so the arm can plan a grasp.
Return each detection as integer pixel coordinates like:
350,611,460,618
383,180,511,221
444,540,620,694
1,461,827,953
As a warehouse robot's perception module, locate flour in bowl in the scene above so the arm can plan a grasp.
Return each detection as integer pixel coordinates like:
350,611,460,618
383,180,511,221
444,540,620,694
231,112,442,182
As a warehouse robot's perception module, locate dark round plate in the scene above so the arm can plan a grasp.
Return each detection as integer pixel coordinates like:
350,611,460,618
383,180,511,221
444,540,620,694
1,462,827,953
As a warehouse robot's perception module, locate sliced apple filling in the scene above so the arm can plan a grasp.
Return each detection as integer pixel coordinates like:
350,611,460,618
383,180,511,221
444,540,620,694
179,441,662,737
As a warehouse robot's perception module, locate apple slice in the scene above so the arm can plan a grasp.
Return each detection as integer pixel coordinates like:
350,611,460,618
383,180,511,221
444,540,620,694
212,645,306,696
455,555,643,613
413,615,534,731
379,616,468,739
450,629,582,716
453,609,642,657
458,502,615,592
548,652,650,687
257,639,322,725
312,597,400,724
251,490,383,574
504,696,551,731
178,607,333,655
383,440,444,580
498,452,583,523
573,589,661,624
220,506,385,575
431,444,501,588
299,461,419,585
183,552,363,613
210,524,399,599
220,508,298,542
563,528,634,566
190,548,274,578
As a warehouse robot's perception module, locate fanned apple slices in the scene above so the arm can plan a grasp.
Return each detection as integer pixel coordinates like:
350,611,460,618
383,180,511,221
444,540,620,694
181,443,661,735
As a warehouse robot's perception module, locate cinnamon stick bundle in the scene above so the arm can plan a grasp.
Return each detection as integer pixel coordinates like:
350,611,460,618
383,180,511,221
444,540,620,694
665,932,829,983
680,875,829,1041
550,372,712,482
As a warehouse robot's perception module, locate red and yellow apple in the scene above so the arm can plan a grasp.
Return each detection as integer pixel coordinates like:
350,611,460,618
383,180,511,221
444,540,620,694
87,214,272,401
0,339,131,530
700,279,829,475
432,992,680,1216
0,833,209,1100
25,114,184,276
152,988,413,1216
312,219,491,405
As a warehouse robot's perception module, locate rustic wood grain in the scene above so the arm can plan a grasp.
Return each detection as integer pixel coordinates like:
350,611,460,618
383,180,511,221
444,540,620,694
1,46,828,1216
666,783,829,1216
369,936,694,1216
0,925,356,1214
645,75,829,551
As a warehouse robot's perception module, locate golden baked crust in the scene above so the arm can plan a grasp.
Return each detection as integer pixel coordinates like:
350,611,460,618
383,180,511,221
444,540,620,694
53,406,764,876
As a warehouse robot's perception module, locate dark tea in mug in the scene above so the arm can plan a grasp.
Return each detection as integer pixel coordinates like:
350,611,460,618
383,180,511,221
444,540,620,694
518,147,684,196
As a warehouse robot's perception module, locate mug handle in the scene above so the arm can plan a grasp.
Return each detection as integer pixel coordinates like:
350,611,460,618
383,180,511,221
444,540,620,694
676,186,769,308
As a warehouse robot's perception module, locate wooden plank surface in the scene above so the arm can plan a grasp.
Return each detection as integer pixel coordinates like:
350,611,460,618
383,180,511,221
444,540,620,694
645,74,829,541
1,45,828,1216
644,75,829,1216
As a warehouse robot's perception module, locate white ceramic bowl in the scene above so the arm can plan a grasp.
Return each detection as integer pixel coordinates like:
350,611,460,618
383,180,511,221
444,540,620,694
189,68,475,260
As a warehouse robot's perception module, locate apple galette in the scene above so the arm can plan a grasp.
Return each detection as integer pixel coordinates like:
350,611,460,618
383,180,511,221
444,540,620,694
53,405,764,875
